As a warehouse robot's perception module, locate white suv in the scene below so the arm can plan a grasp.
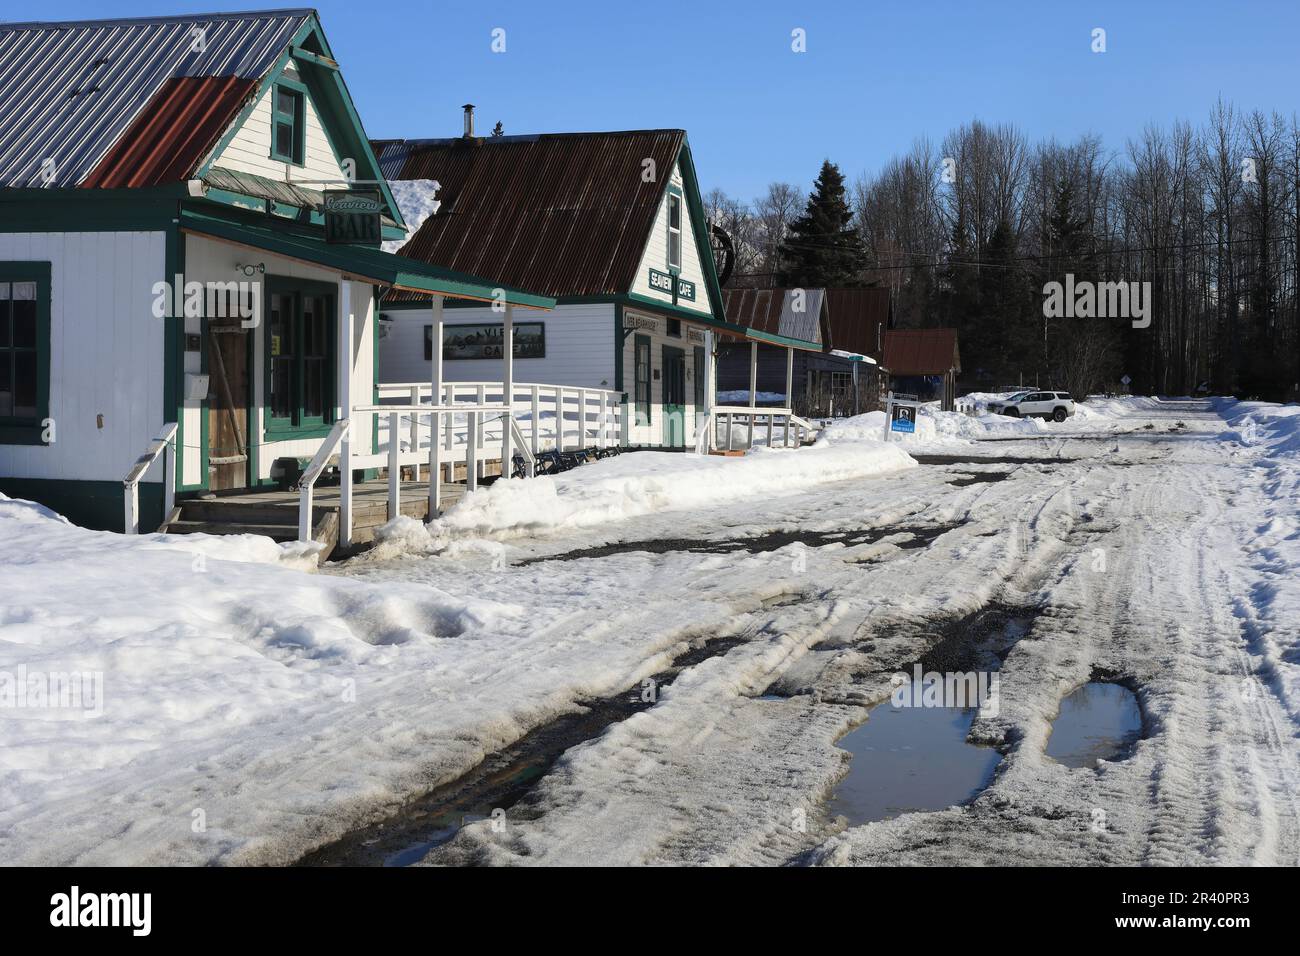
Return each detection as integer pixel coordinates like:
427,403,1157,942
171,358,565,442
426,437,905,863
989,391,1075,422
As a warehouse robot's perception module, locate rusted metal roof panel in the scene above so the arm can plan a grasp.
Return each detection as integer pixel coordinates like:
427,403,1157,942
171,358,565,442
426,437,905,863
81,75,257,188
722,287,825,350
377,130,686,300
0,10,310,187
824,287,891,357
881,328,961,375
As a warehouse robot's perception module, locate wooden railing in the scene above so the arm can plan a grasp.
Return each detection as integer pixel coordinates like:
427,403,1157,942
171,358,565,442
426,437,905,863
375,381,622,463
123,422,177,534
694,406,817,454
294,418,351,543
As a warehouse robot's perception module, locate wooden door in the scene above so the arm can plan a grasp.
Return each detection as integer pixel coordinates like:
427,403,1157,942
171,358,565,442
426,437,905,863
208,320,250,490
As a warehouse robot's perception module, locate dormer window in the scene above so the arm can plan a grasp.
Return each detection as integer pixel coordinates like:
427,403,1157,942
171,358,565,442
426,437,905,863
667,193,682,272
271,82,305,165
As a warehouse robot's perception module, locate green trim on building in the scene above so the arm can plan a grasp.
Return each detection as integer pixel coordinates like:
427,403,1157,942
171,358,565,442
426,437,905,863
0,260,52,446
0,187,184,232
0,477,162,534
262,274,339,441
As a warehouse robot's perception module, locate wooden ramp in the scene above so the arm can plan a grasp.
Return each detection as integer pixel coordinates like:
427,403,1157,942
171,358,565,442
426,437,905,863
162,479,469,559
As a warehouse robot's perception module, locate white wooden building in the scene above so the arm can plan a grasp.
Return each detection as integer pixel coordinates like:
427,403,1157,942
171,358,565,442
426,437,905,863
0,11,553,535
373,122,755,450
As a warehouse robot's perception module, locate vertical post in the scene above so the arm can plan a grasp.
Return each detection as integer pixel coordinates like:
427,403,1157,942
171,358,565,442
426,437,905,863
443,382,454,482
429,409,441,514
531,385,540,455
338,281,354,548
556,387,566,450
299,485,313,542
388,411,400,519
502,304,514,476
579,388,589,449
785,346,794,447
163,432,176,519
475,383,486,480
125,486,138,535
467,411,479,492
749,341,758,411
409,384,421,482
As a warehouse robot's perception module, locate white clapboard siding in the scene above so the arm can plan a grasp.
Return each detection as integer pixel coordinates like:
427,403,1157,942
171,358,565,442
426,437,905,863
183,234,376,482
620,308,710,448
209,62,346,186
0,231,166,483
629,161,714,321
378,302,617,390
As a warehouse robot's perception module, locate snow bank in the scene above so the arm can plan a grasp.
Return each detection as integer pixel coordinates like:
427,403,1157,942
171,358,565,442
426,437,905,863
1212,397,1300,458
819,405,1045,448
404,441,915,546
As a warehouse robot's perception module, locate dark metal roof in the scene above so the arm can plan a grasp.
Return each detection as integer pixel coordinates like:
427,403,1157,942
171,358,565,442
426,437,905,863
722,287,825,351
823,287,891,358
881,328,961,375
80,75,257,188
374,130,686,300
0,9,311,187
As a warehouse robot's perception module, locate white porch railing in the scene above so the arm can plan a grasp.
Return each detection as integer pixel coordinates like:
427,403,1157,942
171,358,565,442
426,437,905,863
694,406,817,454
294,417,351,543
123,422,177,534
375,381,622,464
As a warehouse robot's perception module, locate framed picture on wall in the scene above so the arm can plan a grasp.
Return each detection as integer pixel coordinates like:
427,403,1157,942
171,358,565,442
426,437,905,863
425,322,546,360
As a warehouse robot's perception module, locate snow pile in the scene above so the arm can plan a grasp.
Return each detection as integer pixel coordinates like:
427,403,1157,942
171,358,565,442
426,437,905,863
381,179,442,254
819,405,1045,448
409,441,916,545
1213,398,1300,459
716,390,788,404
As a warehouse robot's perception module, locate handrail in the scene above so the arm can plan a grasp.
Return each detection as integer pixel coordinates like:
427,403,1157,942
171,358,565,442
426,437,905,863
509,417,536,477
123,422,177,534
295,418,350,543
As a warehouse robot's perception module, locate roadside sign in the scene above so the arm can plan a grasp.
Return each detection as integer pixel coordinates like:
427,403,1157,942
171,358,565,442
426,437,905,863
891,404,916,433
1120,374,1131,386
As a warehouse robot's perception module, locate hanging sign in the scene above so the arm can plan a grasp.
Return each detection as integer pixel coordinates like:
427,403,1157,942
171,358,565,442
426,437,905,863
324,189,382,244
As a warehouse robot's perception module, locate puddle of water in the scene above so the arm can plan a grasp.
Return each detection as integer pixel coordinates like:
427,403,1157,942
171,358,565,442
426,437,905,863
1045,681,1142,768
826,676,1001,825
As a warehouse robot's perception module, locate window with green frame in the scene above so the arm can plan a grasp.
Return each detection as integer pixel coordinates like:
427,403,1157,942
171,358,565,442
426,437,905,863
265,277,336,438
270,81,306,165
0,262,51,445
634,334,651,426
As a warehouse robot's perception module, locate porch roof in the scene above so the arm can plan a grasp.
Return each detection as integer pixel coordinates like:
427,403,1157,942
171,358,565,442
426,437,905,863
179,209,556,309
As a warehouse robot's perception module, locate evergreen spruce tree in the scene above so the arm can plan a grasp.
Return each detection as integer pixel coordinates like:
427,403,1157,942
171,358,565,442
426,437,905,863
777,160,866,287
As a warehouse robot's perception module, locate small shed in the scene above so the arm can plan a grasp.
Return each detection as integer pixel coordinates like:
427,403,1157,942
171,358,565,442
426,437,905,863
880,329,961,410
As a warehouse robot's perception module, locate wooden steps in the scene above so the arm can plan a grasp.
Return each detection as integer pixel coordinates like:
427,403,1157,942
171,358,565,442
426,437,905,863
159,478,470,561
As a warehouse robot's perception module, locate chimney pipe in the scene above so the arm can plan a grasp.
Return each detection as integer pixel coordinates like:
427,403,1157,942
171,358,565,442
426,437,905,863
462,103,475,138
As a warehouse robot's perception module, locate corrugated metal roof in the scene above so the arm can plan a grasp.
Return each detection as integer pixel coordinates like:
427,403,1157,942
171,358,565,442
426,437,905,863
824,287,891,358
722,287,825,350
81,75,257,188
375,130,686,300
0,9,311,187
881,328,961,375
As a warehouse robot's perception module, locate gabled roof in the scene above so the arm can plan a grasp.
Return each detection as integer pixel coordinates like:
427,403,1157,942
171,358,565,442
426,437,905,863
881,328,961,375
0,9,312,188
722,287,826,351
373,130,688,301
824,287,891,358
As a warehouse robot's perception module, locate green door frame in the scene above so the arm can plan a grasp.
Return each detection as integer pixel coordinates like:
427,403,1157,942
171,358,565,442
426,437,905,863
662,344,686,448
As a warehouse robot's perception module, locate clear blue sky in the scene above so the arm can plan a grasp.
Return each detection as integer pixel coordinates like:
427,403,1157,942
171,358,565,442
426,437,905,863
20,0,1300,199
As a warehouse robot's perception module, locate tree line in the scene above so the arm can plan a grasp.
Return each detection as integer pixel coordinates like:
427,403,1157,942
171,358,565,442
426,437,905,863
706,100,1300,401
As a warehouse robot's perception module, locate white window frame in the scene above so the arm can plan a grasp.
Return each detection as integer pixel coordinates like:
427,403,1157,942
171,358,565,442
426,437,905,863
667,194,682,272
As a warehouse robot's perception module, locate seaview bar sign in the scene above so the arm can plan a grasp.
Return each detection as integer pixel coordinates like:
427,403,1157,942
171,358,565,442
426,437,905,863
648,268,696,302
324,189,382,244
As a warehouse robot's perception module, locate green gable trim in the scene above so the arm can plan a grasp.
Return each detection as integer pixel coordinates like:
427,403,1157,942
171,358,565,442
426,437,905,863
676,142,726,323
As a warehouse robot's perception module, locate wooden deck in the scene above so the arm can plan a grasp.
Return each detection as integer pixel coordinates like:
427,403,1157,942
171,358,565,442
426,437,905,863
164,477,473,558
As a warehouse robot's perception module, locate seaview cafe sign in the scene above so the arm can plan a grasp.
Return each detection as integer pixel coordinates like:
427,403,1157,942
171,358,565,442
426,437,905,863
648,268,696,301
324,189,383,244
